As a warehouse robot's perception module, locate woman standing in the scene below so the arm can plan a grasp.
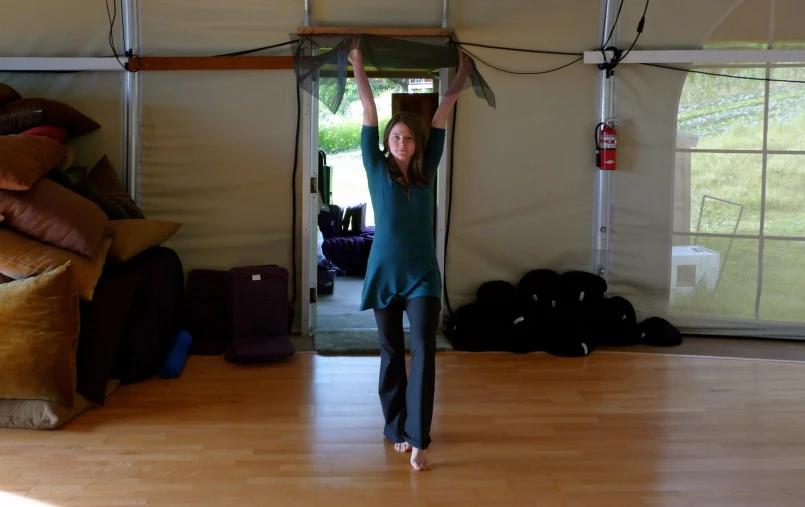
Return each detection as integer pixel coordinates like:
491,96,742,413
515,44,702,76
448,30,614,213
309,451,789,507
349,39,472,471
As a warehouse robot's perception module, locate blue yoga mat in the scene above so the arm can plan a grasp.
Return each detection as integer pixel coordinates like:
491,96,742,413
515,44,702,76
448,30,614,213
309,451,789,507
160,330,193,379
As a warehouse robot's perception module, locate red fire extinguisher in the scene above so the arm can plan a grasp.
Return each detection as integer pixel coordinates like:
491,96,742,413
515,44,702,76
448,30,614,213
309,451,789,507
596,121,617,171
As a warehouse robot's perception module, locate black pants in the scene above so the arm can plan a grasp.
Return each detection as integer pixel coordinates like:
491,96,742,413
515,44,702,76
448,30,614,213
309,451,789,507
373,295,441,450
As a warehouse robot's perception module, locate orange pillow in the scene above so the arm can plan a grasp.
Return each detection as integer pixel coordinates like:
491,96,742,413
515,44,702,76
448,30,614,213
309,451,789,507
0,228,111,301
107,219,181,263
0,262,80,407
0,134,69,191
0,177,110,259
87,155,145,219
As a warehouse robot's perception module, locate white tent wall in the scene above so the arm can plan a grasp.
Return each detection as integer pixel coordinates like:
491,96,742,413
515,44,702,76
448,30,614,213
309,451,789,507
609,0,805,338
4,1,804,338
0,0,122,57
442,0,599,310
134,0,600,329
0,72,123,172
0,1,125,173
137,71,299,286
138,1,303,328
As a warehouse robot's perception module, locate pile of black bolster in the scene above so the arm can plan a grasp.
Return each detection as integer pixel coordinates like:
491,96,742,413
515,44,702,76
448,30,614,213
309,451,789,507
444,270,683,357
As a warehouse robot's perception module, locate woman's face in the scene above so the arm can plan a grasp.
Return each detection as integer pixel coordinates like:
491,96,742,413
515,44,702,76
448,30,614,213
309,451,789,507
388,121,416,166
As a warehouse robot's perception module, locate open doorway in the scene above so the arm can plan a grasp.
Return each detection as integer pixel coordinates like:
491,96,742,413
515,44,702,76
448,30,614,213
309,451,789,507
316,76,439,331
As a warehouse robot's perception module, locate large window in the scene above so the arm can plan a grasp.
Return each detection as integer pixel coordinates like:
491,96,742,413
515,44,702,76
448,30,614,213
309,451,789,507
672,56,805,323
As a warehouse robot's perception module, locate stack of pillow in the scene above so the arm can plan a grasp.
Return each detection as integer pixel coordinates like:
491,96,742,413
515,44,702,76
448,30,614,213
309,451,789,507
0,82,181,425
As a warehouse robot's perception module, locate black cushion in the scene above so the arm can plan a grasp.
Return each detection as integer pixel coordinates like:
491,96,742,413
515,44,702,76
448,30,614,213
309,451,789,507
543,307,596,357
638,317,683,346
517,269,560,318
595,296,639,346
558,271,607,308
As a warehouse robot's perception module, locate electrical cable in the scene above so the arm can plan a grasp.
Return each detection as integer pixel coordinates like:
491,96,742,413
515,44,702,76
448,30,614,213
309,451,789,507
443,99,458,317
215,40,298,57
106,0,140,72
460,46,584,75
292,80,301,301
601,0,625,49
640,63,805,84
453,41,582,57
619,0,650,62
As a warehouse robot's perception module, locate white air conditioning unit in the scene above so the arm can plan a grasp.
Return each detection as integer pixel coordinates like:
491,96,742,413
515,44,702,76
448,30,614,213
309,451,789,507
670,245,720,304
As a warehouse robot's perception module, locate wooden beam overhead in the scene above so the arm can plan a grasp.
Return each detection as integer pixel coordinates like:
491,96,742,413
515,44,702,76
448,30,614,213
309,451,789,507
297,26,453,37
137,56,294,71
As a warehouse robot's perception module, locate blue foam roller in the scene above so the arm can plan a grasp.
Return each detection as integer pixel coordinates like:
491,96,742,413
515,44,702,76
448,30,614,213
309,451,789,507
160,330,193,379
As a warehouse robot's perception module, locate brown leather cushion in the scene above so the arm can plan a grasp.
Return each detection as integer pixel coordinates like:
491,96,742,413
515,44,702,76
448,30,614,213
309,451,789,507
107,219,182,263
0,262,80,407
87,155,145,219
0,177,110,259
0,83,22,108
0,97,101,138
0,134,69,191
0,229,112,301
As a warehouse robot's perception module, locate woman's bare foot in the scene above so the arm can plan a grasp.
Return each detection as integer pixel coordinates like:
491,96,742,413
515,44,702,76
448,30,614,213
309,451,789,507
410,448,429,471
394,442,411,453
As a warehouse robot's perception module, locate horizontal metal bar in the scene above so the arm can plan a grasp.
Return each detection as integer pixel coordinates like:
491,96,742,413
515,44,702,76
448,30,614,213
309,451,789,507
676,149,805,156
673,232,805,241
584,49,805,65
0,57,128,71
687,63,805,69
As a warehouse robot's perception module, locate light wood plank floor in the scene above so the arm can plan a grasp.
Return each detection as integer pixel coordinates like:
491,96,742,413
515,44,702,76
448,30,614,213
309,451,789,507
2,352,805,507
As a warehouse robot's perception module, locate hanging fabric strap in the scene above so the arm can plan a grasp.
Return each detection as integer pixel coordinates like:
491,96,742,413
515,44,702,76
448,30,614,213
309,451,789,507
292,33,496,114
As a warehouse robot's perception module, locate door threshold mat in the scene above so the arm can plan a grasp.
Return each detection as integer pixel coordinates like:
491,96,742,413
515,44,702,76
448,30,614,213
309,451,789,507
313,328,454,356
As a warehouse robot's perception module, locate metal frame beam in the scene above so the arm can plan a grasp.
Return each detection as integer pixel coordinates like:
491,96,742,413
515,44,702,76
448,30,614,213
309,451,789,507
122,0,141,201
592,0,619,291
584,49,805,65
0,58,128,71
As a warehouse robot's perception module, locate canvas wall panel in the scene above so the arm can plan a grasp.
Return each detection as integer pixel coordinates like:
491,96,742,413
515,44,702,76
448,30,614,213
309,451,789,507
139,71,300,312
0,0,122,57
610,0,805,336
0,72,122,173
442,0,599,309
141,0,301,56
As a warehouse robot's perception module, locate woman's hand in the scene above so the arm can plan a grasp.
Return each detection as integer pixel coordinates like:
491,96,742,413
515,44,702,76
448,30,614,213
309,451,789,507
348,36,377,127
430,50,474,129
457,50,472,78
348,38,362,66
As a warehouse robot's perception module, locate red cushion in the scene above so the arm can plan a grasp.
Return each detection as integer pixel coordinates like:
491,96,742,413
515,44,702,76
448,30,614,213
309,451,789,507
20,125,68,144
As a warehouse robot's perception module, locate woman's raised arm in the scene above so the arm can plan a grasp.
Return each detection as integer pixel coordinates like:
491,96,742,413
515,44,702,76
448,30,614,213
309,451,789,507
348,41,378,127
431,51,472,130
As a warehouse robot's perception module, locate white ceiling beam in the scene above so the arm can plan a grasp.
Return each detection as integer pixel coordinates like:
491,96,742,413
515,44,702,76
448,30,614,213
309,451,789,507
0,57,128,72
584,50,805,65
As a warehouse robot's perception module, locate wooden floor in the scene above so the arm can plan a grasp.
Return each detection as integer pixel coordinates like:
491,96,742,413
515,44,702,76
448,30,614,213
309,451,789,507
2,352,805,507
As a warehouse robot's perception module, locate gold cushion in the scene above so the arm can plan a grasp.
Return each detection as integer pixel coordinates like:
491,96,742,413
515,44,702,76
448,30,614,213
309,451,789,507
0,263,79,407
107,219,181,263
0,228,111,301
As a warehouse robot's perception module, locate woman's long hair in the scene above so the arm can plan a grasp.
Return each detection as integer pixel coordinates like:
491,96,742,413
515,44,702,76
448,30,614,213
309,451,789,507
383,111,429,188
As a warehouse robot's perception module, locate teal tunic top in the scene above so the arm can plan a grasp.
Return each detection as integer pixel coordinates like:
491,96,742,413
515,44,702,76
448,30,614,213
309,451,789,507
359,125,445,311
